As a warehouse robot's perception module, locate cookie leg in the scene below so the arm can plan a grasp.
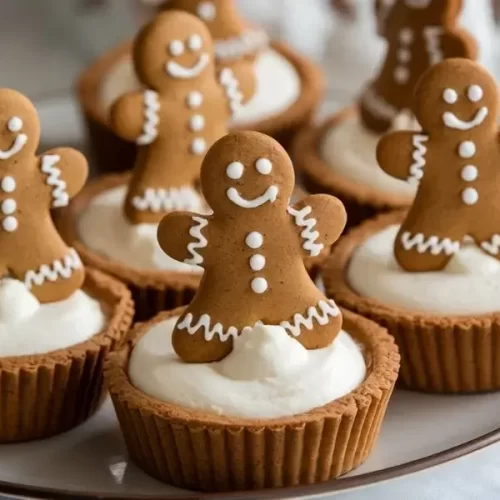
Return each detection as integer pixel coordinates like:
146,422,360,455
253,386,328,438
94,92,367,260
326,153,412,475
172,319,233,363
9,241,84,303
394,221,464,272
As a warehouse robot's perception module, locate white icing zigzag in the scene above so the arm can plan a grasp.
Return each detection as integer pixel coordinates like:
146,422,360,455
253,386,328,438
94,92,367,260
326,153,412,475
41,155,69,208
280,300,340,338
24,248,82,289
481,235,500,256
185,216,209,266
423,26,444,65
132,187,201,212
215,30,269,60
361,87,399,122
401,232,460,256
407,134,429,185
287,205,324,257
177,313,248,342
137,90,160,146
219,68,243,115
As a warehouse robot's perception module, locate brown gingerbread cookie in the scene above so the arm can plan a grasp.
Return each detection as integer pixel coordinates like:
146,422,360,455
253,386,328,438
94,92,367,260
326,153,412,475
161,0,263,95
360,0,477,134
157,131,347,363
377,58,500,272
0,88,88,302
110,10,255,224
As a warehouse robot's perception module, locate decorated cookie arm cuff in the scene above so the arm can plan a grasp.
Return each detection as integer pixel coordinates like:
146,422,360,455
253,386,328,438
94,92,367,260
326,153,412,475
40,148,89,206
288,194,346,258
110,91,152,143
377,131,424,183
158,212,210,266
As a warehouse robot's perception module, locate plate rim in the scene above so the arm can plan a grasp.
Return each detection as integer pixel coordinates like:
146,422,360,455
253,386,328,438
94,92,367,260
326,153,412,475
1,425,499,500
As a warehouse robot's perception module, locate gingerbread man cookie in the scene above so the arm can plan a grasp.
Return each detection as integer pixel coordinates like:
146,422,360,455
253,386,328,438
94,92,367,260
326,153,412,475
360,0,477,134
158,131,347,363
377,58,500,272
110,11,255,224
0,89,88,302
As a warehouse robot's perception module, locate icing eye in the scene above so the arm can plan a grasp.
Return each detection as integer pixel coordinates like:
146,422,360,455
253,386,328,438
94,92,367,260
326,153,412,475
187,34,203,52
197,1,216,21
168,40,184,57
7,117,22,133
467,85,483,103
256,158,272,175
443,88,458,104
226,161,244,180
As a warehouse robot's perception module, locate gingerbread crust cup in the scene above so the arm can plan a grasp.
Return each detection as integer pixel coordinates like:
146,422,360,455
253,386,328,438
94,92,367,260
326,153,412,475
105,306,399,492
0,268,133,443
323,211,500,394
77,41,324,174
56,173,201,322
292,107,414,230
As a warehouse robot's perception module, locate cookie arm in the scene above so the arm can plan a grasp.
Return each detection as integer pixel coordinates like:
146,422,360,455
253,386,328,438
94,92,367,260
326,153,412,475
377,131,426,183
218,65,255,116
288,194,346,258
110,90,157,143
39,148,89,207
157,212,210,266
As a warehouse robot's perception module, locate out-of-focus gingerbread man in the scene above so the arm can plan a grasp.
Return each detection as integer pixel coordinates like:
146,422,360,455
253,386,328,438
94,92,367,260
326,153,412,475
0,89,88,302
158,131,347,363
360,0,476,133
377,58,500,271
111,11,255,224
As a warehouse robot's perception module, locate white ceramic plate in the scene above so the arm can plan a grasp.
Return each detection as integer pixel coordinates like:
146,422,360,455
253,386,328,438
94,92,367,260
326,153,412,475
1,390,500,499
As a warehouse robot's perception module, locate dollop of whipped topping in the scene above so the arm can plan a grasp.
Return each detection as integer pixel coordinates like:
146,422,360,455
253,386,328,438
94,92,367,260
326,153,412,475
218,324,308,380
0,278,40,323
129,318,366,419
0,278,107,357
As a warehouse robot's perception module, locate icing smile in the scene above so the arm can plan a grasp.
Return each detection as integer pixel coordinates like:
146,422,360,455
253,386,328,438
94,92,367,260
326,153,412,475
443,107,489,130
166,53,210,79
226,186,279,208
0,133,27,160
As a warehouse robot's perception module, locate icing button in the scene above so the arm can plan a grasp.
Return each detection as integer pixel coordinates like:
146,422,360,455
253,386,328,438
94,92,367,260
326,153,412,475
1,198,16,215
249,254,266,271
2,216,18,232
197,2,216,22
246,232,263,249
251,277,268,294
458,141,476,159
462,187,479,205
1,176,16,193
187,91,203,109
189,114,205,132
461,165,478,182
191,138,207,155
394,67,410,84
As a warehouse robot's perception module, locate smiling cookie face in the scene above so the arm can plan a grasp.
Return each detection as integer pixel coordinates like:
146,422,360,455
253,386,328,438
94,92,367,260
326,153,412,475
414,58,498,133
201,131,295,215
0,89,39,163
133,11,215,91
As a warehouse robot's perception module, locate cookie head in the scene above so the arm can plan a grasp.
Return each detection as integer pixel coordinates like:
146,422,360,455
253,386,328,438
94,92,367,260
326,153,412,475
133,10,215,91
201,131,295,215
0,89,39,162
414,59,498,133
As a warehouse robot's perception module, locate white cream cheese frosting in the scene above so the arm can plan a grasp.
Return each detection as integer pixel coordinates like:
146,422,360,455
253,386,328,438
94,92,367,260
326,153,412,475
100,48,301,127
78,186,203,273
320,114,418,197
129,318,366,419
347,224,500,316
0,279,107,357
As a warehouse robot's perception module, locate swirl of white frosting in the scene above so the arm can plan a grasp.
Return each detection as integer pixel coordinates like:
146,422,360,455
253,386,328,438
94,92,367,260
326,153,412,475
128,318,366,419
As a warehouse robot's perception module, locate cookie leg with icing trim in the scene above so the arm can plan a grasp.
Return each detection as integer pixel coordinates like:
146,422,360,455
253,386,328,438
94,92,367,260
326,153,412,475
394,210,464,272
9,236,84,303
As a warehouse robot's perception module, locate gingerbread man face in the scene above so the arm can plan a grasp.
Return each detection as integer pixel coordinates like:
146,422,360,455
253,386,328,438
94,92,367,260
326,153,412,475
158,131,347,363
377,58,500,272
133,11,216,92
414,60,497,133
0,91,40,162
200,133,295,216
0,89,88,303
